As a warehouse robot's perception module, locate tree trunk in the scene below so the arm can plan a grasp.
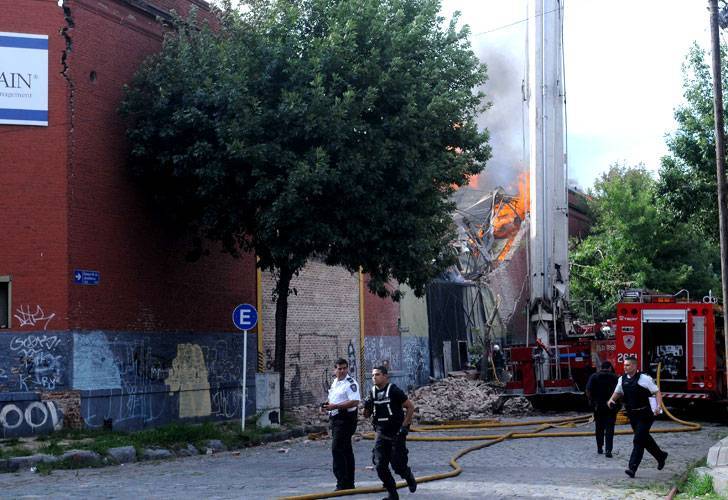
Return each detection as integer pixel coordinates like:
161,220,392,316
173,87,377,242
274,264,293,419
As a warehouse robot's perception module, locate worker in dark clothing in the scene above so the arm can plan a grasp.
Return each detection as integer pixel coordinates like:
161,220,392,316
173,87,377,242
585,361,618,457
607,356,668,478
322,358,360,491
363,366,417,500
492,344,506,382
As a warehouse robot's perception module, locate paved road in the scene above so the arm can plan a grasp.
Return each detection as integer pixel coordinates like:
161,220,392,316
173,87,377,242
1,415,724,500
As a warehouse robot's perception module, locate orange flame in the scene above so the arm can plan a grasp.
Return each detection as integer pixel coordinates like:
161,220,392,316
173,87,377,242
493,172,530,261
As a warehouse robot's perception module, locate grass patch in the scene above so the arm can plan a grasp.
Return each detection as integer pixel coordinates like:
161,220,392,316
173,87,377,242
676,469,721,499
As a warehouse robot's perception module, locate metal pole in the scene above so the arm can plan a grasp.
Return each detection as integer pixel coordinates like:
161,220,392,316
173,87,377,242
242,329,248,432
709,0,728,395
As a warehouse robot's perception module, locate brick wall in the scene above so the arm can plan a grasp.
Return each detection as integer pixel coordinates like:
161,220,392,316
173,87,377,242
261,262,361,407
63,0,256,332
0,2,71,331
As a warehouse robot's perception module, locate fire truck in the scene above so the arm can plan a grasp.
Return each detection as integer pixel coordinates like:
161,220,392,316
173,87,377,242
615,289,726,402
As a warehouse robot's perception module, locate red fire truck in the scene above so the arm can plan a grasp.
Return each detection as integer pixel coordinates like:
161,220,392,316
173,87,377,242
615,289,726,402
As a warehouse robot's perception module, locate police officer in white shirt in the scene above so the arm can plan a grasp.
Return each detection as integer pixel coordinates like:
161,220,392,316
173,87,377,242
607,355,668,477
322,358,360,491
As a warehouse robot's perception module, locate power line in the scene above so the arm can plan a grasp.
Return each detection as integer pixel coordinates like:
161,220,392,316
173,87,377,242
468,6,563,38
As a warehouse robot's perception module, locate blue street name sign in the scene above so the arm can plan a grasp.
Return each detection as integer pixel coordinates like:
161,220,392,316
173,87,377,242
73,269,100,285
232,303,258,331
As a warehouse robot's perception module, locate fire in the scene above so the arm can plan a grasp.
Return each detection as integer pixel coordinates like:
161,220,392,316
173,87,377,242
493,171,530,261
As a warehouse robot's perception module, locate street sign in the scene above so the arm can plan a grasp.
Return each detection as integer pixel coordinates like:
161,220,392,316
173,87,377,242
232,303,258,331
73,269,100,285
232,303,258,432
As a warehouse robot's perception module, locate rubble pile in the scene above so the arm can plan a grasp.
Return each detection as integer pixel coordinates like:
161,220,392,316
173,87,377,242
501,395,534,415
410,377,533,422
288,403,373,432
289,378,534,431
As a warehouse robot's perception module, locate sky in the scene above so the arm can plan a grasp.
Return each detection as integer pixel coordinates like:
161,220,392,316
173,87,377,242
440,0,711,191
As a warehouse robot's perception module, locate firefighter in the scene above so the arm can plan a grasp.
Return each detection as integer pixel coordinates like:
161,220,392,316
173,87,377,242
492,344,506,382
363,366,417,500
322,358,360,491
585,361,618,457
607,356,668,477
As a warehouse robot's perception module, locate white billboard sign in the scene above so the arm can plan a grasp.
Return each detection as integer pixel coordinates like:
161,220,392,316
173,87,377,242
0,32,48,126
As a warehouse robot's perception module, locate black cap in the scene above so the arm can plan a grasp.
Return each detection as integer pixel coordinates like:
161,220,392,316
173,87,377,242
601,361,613,370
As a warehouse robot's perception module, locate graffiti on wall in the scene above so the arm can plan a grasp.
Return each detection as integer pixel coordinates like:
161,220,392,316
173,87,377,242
13,305,56,330
8,334,66,392
402,336,430,390
283,332,358,407
165,344,211,418
74,332,254,430
0,400,63,438
201,340,247,419
364,336,401,374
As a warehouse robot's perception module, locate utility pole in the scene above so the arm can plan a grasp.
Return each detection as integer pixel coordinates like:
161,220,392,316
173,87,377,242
708,0,728,393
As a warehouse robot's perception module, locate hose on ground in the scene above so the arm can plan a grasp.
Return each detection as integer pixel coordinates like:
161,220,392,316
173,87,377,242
279,364,700,500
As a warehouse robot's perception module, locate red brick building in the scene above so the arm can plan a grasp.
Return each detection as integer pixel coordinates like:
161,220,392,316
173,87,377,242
1,0,257,435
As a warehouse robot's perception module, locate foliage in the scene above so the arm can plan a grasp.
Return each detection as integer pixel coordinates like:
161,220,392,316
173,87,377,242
657,42,728,242
676,465,720,499
120,0,489,295
570,165,720,320
120,0,490,408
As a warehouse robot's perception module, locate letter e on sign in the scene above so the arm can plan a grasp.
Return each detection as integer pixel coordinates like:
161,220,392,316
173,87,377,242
232,304,258,331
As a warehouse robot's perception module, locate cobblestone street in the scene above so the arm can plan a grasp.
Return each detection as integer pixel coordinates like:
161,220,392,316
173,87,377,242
1,415,724,499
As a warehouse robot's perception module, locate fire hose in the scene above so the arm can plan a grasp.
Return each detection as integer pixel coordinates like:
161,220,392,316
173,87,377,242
279,364,700,500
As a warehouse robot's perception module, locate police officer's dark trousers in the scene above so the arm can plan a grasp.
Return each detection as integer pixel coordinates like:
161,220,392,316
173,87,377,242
373,431,411,496
627,407,663,472
331,411,357,489
594,406,617,453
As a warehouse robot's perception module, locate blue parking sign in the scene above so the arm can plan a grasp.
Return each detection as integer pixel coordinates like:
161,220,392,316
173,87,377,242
232,304,258,331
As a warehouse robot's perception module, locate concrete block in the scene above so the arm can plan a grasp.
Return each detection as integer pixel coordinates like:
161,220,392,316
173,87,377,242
61,449,101,463
107,446,136,464
256,372,281,428
175,444,199,457
9,454,59,468
142,448,174,461
707,437,728,467
203,440,226,453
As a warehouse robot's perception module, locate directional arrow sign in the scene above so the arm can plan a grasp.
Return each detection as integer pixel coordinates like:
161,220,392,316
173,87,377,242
73,269,100,286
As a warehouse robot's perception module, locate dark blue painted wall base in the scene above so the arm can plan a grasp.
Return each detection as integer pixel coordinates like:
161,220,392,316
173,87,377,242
0,392,63,438
0,331,257,436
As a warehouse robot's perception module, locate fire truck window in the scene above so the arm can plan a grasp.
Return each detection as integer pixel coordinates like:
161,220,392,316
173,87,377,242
642,322,687,381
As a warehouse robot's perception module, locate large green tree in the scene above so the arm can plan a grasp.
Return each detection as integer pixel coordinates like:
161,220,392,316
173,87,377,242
121,0,490,411
657,42,728,241
570,165,719,321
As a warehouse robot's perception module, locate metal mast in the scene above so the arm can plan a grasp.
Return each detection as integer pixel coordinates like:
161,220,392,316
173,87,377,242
528,0,570,378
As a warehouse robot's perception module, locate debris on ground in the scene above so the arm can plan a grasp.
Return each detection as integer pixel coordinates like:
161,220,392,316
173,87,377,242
289,377,533,431
411,377,533,422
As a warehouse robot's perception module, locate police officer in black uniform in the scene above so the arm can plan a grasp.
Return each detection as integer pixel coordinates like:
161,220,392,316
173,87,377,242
585,361,619,457
607,355,668,477
323,358,360,491
363,365,417,500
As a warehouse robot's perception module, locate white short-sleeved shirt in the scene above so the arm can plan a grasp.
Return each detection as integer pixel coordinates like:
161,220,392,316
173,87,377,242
327,375,360,416
614,373,659,395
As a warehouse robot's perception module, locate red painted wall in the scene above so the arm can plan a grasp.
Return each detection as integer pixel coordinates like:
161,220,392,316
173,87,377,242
1,3,70,330
363,279,400,337
1,0,256,333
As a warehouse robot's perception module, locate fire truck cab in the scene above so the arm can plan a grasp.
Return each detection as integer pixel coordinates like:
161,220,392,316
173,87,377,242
615,289,726,401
